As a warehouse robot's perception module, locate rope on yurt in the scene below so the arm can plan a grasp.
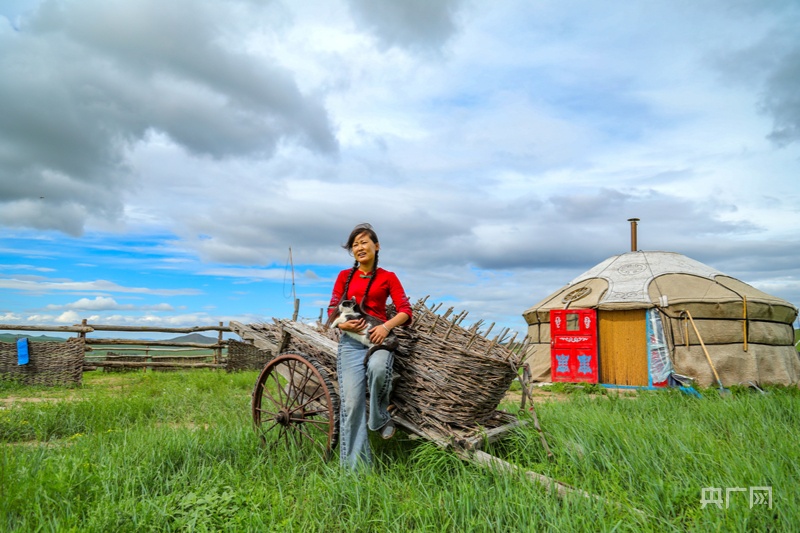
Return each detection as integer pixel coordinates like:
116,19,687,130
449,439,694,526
743,295,748,352
719,282,750,353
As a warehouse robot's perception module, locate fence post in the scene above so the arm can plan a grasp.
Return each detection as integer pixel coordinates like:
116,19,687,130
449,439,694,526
79,318,88,357
216,322,223,364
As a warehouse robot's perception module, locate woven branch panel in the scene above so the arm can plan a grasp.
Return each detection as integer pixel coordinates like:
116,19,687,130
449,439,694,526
0,338,84,386
226,339,273,372
391,299,521,430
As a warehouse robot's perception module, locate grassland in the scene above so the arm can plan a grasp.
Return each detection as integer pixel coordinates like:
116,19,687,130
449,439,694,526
1,370,797,532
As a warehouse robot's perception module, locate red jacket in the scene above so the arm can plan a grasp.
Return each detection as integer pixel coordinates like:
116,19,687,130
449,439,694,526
328,267,413,323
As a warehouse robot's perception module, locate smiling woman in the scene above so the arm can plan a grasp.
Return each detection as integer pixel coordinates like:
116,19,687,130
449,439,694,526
326,222,412,470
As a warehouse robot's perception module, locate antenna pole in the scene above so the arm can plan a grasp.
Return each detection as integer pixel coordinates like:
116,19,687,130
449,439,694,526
289,247,299,320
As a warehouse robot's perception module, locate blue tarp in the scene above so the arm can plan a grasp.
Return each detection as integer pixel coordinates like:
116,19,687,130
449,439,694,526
17,337,29,365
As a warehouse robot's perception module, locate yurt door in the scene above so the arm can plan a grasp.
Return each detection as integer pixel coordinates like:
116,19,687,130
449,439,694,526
550,309,598,383
597,309,648,386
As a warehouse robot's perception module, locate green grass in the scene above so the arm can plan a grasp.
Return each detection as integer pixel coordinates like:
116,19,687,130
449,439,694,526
1,371,797,531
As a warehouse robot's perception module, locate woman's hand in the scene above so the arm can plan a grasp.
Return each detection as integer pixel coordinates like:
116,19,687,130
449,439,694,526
366,312,408,344
368,323,391,344
338,318,366,333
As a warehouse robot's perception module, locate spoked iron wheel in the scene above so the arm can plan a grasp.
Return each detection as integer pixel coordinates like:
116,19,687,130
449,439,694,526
251,352,339,460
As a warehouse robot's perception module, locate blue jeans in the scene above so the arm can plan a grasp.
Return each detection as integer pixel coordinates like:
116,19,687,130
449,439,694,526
336,334,394,469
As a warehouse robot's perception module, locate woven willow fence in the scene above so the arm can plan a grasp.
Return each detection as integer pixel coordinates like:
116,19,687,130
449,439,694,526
0,339,85,386
226,339,274,372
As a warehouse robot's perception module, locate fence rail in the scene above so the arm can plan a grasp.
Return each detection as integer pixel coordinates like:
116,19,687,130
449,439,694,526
0,323,232,334
84,338,225,349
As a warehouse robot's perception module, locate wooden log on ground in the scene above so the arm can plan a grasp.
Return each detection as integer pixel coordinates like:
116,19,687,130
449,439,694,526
459,449,645,516
460,417,529,450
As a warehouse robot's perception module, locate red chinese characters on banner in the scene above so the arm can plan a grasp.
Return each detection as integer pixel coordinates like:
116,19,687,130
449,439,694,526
550,309,598,383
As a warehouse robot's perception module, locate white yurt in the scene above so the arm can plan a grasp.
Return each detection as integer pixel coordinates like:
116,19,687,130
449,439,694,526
522,226,799,388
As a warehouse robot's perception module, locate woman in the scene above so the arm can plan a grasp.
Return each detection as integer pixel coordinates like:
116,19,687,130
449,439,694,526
328,223,412,469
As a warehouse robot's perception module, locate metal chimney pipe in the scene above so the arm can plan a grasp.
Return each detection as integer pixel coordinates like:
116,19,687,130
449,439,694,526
628,218,639,251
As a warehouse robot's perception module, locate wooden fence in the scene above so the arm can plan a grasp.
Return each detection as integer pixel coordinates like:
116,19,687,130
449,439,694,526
0,320,232,372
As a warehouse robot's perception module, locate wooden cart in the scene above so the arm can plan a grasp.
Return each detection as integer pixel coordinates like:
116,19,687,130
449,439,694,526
230,300,644,510
230,298,545,461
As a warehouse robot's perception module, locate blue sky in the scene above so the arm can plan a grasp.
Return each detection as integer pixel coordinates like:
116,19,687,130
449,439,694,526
1,0,799,338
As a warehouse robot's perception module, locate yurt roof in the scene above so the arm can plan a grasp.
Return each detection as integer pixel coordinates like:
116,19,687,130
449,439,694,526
523,250,798,324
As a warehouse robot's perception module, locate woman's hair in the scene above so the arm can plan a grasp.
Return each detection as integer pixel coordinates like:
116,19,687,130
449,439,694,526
342,222,379,251
341,223,380,314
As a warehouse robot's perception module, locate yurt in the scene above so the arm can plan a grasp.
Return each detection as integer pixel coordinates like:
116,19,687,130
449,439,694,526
522,227,799,388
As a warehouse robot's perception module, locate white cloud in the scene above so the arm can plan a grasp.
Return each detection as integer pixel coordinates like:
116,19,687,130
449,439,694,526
0,264,56,272
0,277,201,296
0,0,338,235
45,296,174,312
55,310,82,324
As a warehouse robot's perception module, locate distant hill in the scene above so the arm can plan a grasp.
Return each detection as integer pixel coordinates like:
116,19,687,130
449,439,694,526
167,333,218,344
0,333,68,343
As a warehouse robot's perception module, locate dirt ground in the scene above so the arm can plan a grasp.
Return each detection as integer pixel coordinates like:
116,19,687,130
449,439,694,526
0,393,78,407
503,387,573,407
503,384,639,408
0,375,132,408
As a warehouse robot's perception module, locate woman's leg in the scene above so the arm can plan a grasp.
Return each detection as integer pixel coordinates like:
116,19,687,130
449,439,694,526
337,335,371,469
366,348,394,432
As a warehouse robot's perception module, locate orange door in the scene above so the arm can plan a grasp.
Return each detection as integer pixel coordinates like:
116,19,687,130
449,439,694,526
550,309,598,383
597,310,648,386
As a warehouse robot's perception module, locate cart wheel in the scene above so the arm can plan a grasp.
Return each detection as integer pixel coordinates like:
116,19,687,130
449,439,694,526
252,352,339,460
